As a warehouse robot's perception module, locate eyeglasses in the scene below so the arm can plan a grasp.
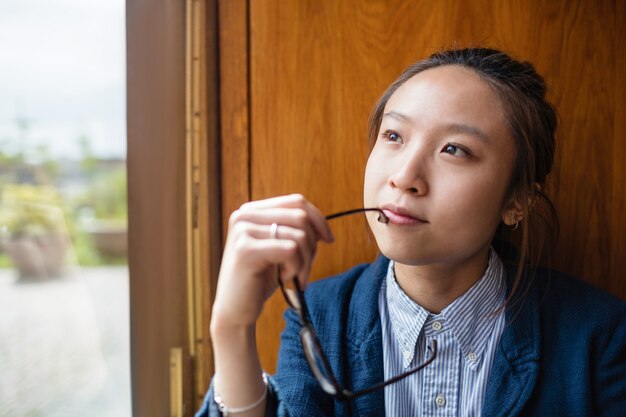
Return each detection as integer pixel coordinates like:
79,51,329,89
277,208,437,401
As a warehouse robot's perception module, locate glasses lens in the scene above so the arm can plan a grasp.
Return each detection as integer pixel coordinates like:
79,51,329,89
300,328,338,395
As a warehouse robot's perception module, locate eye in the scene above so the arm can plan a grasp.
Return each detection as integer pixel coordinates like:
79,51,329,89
381,130,403,143
442,143,471,158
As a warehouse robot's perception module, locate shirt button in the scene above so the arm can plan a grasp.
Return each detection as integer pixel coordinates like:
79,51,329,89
432,321,443,331
435,394,446,407
468,352,478,362
403,351,411,360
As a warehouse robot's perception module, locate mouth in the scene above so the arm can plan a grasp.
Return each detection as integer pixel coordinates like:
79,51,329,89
380,205,427,226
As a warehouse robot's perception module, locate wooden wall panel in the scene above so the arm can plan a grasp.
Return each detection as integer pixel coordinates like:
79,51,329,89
219,0,250,242
216,0,626,372
548,0,615,288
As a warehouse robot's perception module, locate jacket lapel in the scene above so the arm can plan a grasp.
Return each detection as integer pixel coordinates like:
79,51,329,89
482,264,541,417
338,252,542,417
343,257,388,417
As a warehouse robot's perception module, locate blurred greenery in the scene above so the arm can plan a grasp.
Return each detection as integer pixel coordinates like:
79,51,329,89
0,252,11,268
80,168,127,222
0,119,127,267
78,135,99,176
0,184,66,238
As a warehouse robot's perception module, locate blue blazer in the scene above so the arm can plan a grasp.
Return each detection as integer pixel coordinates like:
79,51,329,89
197,256,626,416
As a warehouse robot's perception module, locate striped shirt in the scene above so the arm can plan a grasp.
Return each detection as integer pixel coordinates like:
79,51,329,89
378,249,506,416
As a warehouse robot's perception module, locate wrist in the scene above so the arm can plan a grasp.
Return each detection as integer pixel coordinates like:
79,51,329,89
210,314,256,345
211,295,262,331
214,372,268,415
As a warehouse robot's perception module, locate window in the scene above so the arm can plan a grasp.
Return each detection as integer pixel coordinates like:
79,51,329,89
0,2,130,416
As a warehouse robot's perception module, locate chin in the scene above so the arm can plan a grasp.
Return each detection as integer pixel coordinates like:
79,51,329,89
380,249,435,266
375,236,437,266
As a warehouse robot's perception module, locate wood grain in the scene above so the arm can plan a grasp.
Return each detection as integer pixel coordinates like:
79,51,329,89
215,0,626,373
219,0,251,242
547,0,615,289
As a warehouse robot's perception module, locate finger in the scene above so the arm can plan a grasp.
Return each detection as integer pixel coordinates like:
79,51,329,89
227,220,315,285
238,194,334,242
247,223,316,282
229,215,317,258
238,194,310,210
246,238,304,283
245,220,317,255
227,223,305,277
233,207,332,244
266,225,317,283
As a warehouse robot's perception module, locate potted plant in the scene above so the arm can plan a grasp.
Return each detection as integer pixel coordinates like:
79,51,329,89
0,184,70,281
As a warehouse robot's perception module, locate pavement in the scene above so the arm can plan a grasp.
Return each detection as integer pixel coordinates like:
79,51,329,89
0,266,131,417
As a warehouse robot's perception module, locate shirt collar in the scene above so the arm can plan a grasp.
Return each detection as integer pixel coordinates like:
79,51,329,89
385,249,506,368
384,263,429,367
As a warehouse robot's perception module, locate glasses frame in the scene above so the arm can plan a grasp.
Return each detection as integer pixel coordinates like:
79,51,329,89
277,208,437,401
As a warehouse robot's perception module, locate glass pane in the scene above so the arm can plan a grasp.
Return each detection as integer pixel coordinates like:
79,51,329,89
0,1,130,417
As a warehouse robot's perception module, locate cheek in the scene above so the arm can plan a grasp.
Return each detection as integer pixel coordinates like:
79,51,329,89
363,152,386,202
435,170,510,229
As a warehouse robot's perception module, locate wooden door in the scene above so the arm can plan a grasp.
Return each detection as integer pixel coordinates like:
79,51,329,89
218,0,626,374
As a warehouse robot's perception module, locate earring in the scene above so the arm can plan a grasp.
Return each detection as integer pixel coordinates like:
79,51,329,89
512,221,519,231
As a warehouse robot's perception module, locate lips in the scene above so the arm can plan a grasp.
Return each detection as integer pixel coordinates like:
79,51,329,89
380,205,427,225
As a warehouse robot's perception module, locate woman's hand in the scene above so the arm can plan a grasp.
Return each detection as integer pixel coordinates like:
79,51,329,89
211,194,334,332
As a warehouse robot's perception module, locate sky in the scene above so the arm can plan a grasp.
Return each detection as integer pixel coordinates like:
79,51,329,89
0,0,126,160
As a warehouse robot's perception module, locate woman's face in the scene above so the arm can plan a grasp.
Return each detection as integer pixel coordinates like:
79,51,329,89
364,65,517,266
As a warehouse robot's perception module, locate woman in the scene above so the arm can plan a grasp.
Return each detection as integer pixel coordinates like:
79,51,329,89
197,48,626,416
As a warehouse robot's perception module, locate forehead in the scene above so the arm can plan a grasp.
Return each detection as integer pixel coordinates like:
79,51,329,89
384,65,510,140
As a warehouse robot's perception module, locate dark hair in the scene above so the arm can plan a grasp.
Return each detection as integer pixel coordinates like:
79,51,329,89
368,48,559,302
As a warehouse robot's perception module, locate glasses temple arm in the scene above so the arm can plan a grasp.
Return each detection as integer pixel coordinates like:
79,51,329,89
342,340,437,400
325,208,388,223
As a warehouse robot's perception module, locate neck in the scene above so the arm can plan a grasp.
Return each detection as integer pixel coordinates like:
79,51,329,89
393,247,490,314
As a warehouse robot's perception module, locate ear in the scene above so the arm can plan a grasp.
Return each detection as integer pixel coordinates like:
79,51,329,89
501,183,541,226
501,196,525,226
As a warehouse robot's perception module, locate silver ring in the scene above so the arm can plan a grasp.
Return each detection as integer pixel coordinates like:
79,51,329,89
270,223,279,239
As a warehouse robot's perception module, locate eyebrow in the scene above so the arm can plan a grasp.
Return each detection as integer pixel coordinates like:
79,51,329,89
383,111,491,143
383,111,410,122
445,123,492,143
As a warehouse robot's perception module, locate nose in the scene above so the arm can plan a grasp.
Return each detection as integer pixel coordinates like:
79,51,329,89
389,151,429,196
